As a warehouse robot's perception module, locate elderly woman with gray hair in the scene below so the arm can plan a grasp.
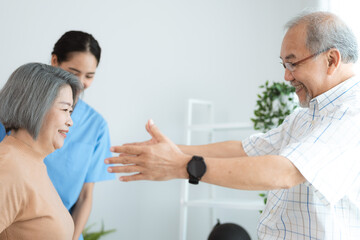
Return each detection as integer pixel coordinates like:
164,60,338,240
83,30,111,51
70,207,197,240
0,63,82,239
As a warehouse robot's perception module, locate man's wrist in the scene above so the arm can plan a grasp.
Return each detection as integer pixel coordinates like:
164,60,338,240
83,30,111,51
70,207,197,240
178,154,192,179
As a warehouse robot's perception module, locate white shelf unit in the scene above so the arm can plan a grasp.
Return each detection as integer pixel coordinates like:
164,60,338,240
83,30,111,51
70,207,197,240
179,99,264,240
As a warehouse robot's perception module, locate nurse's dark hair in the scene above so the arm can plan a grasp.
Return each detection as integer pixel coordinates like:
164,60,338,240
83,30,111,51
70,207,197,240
0,63,83,140
52,30,101,66
285,11,358,63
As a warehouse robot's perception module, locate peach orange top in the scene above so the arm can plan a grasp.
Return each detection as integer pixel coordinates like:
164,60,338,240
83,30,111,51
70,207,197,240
0,136,74,240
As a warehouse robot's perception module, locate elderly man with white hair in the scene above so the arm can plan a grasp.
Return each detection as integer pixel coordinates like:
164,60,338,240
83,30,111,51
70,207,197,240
106,11,360,239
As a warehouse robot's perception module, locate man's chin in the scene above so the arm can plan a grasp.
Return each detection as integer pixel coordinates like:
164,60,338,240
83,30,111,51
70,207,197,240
298,94,312,108
299,101,310,108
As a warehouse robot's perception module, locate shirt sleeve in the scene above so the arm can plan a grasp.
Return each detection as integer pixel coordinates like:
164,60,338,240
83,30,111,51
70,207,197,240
84,120,115,182
280,114,360,205
242,112,295,156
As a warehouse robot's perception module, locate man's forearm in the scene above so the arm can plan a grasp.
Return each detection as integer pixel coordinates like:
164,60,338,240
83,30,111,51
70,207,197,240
178,141,247,158
105,121,304,189
201,155,305,190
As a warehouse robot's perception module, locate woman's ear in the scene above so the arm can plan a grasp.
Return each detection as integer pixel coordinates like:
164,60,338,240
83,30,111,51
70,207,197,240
51,54,59,67
327,48,341,75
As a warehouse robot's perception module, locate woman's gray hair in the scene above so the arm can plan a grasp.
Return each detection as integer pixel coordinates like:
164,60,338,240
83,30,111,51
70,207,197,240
0,63,82,139
285,11,358,63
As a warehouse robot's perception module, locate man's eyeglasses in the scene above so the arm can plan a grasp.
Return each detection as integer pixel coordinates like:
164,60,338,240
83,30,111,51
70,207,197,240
281,48,331,72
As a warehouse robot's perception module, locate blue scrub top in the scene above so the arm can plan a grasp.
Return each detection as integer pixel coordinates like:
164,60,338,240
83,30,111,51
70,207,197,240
45,99,115,209
0,123,5,141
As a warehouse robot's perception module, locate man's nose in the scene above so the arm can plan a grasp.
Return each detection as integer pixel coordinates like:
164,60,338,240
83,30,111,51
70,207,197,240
284,68,295,82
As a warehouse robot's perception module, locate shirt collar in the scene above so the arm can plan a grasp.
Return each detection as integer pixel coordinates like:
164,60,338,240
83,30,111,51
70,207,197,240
309,76,360,112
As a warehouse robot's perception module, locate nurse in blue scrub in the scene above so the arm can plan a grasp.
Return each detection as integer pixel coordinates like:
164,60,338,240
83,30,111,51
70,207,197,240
48,31,115,240
0,31,114,240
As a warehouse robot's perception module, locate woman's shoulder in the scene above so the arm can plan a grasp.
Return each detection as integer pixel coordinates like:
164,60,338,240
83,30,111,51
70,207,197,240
0,136,41,171
0,139,16,163
0,144,25,184
0,145,11,165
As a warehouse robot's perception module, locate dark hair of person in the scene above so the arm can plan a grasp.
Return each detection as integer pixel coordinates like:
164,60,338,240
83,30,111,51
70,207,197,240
52,30,101,66
208,220,251,240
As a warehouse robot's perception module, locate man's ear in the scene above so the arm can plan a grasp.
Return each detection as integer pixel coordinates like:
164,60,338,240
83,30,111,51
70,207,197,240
327,48,341,75
51,54,59,67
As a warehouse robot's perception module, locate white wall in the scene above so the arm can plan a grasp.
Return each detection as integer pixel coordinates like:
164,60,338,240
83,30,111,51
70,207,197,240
330,0,360,75
0,0,323,239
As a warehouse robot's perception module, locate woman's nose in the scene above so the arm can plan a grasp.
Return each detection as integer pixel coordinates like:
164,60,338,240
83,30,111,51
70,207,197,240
66,116,73,127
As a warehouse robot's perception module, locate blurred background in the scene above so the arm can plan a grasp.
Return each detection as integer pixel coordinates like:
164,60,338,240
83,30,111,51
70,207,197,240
1,0,358,239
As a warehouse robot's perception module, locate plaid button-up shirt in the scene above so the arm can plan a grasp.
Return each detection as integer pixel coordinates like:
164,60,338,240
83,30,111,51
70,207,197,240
243,76,360,240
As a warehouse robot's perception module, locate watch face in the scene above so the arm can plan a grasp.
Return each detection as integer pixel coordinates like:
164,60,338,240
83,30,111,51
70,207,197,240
188,156,206,177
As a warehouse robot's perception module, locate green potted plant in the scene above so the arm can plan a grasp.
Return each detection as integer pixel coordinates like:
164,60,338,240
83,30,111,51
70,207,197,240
83,221,116,240
251,80,297,212
251,80,297,132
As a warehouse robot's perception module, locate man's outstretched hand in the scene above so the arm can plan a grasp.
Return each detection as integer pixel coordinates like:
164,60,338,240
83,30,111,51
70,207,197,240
105,119,189,182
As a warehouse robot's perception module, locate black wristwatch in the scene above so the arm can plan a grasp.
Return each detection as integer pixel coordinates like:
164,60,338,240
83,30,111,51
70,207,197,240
186,156,206,184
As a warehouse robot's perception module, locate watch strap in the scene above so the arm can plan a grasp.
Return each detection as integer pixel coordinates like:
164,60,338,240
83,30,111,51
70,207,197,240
189,174,200,184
